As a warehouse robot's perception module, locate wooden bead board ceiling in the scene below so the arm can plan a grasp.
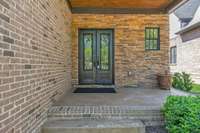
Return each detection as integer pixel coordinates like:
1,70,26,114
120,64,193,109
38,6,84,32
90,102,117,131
67,0,186,13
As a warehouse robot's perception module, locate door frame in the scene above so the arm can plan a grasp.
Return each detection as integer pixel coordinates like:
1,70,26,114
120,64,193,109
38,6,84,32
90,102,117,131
78,28,115,85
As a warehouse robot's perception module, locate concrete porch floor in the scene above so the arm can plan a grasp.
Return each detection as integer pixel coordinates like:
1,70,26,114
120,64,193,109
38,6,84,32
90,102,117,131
54,87,170,108
45,88,170,133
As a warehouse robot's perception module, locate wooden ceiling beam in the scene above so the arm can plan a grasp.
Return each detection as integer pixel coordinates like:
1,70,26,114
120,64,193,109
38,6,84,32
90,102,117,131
71,7,166,14
69,0,171,9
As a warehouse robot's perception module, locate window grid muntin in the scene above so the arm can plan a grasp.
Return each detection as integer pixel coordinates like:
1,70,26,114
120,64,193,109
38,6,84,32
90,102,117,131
145,27,160,50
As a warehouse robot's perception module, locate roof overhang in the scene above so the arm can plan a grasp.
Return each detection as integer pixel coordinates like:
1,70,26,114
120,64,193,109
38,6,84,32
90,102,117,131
66,0,189,14
176,21,200,34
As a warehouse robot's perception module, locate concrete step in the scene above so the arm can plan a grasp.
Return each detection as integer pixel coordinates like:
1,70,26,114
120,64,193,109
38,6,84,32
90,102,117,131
42,119,145,133
48,106,164,122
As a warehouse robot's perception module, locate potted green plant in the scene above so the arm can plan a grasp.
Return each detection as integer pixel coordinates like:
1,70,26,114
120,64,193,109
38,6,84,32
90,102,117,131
157,70,171,90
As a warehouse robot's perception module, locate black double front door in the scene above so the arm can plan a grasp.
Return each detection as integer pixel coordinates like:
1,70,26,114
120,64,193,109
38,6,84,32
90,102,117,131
79,29,114,84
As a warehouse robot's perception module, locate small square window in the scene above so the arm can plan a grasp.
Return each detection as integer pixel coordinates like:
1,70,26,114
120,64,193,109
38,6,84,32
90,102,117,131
145,27,160,50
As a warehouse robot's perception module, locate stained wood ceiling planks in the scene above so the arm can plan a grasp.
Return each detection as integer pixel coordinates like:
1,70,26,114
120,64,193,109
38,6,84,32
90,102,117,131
67,0,188,14
70,0,171,9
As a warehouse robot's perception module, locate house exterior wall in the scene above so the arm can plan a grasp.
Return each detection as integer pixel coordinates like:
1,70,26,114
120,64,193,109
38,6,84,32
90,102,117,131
169,13,181,38
72,14,170,88
0,0,71,133
170,27,200,83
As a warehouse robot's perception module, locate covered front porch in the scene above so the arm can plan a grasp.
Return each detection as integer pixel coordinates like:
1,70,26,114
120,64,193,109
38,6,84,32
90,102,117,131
43,1,183,132
0,0,188,133
54,87,170,107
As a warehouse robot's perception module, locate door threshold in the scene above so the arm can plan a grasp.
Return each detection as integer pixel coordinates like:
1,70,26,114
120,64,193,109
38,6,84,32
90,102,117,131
75,84,116,89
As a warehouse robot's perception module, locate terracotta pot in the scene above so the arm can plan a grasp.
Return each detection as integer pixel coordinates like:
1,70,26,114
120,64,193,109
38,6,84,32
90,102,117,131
157,74,171,90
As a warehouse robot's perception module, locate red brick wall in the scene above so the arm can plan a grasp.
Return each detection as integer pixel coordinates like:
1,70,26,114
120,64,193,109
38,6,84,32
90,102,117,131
0,0,71,132
72,14,170,88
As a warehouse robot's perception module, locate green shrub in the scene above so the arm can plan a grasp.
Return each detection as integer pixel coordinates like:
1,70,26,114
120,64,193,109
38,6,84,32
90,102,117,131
172,72,193,91
163,96,200,133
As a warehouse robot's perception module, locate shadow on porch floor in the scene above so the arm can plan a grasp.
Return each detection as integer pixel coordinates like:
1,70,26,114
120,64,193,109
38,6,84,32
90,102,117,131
54,87,170,108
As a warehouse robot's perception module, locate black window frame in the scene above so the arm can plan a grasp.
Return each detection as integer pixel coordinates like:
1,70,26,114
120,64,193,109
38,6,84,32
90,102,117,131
170,46,177,64
145,27,160,51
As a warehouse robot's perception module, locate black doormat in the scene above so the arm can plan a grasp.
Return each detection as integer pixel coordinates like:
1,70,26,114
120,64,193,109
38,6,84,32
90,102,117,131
73,88,116,93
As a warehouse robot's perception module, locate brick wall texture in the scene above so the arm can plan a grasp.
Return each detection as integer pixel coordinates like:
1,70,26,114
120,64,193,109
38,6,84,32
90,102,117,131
0,0,72,133
170,27,200,83
0,0,171,132
72,14,170,88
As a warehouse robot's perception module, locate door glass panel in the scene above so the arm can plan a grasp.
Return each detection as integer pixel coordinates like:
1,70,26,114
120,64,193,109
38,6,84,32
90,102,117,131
83,33,93,71
100,34,110,70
